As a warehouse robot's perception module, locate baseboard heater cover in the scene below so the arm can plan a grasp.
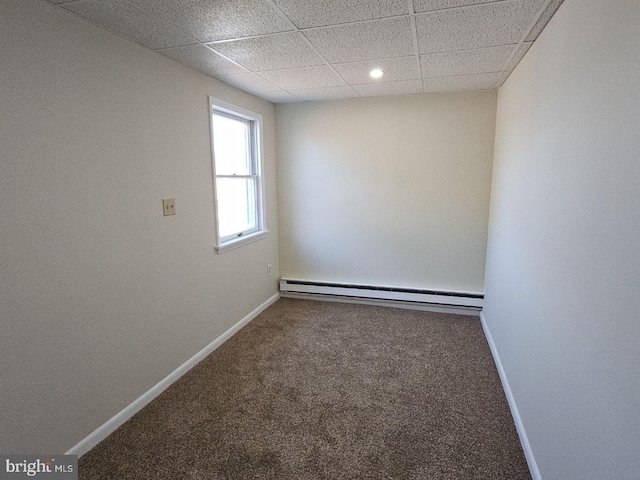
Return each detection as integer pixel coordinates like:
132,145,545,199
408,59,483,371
279,279,483,309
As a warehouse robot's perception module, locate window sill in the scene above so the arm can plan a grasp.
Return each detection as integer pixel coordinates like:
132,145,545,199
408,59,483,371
215,230,269,255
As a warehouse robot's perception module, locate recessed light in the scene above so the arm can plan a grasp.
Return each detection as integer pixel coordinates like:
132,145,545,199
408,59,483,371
369,69,384,78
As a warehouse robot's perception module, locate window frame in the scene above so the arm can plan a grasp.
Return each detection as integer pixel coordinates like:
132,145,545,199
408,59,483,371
209,96,267,254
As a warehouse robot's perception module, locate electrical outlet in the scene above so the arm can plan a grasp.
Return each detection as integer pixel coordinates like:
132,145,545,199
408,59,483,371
162,198,176,216
267,264,272,277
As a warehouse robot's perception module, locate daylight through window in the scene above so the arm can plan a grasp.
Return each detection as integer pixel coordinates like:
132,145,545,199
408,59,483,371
209,97,266,253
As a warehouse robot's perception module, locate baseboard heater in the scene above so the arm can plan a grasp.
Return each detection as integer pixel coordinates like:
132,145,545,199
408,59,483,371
279,279,483,311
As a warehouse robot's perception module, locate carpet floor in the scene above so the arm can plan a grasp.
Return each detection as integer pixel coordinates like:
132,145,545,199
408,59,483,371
79,298,531,479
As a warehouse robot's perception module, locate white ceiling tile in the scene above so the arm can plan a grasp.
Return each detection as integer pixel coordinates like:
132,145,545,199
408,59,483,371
131,0,294,43
259,66,343,90
353,79,423,97
505,42,532,72
55,0,554,99
216,73,280,93
259,91,302,103
414,0,508,13
288,86,359,102
415,0,546,53
422,72,500,92
526,0,564,41
333,56,420,85
158,45,245,76
272,0,409,29
303,17,414,64
209,32,324,71
420,45,515,77
62,0,196,50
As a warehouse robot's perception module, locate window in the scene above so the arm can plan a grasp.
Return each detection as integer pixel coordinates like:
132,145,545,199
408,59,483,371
209,97,266,253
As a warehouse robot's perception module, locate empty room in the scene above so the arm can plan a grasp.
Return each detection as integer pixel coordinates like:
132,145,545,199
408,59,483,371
1,0,639,479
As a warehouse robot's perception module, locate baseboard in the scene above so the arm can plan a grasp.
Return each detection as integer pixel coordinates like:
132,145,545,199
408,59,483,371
479,311,542,480
66,292,280,458
280,279,483,309
281,292,480,317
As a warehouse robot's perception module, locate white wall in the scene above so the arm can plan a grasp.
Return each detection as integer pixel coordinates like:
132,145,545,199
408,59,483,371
276,92,497,293
0,0,279,454
484,0,640,478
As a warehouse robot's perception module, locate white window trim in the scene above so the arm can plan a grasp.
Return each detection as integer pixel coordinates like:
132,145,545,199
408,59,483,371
209,96,267,254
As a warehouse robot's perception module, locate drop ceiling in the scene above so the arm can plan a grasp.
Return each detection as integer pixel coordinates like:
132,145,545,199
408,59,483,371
45,0,564,103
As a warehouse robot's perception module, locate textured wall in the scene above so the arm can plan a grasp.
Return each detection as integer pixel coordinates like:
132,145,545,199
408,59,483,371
483,0,640,478
0,0,279,454
276,92,497,293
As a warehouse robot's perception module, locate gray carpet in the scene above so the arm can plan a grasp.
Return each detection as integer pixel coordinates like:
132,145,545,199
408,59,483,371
79,298,531,479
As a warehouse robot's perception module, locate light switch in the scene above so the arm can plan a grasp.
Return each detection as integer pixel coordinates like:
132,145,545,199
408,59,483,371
162,198,176,216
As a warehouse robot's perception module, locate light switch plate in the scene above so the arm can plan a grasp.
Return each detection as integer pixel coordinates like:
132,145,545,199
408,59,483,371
163,198,176,216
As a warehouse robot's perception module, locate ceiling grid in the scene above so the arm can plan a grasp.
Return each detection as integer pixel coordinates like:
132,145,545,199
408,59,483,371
408,0,424,94
45,0,564,102
493,0,555,88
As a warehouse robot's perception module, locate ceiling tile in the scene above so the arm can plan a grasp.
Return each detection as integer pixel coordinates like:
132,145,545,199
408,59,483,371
526,0,564,41
414,0,508,13
415,0,546,53
259,66,343,90
272,0,409,29
420,45,515,77
333,56,420,85
216,73,280,93
259,91,302,103
158,45,245,76
131,0,294,43
209,32,324,71
353,79,423,97
504,42,532,72
288,86,359,101
303,17,414,64
62,0,196,50
54,0,558,100
422,72,500,92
